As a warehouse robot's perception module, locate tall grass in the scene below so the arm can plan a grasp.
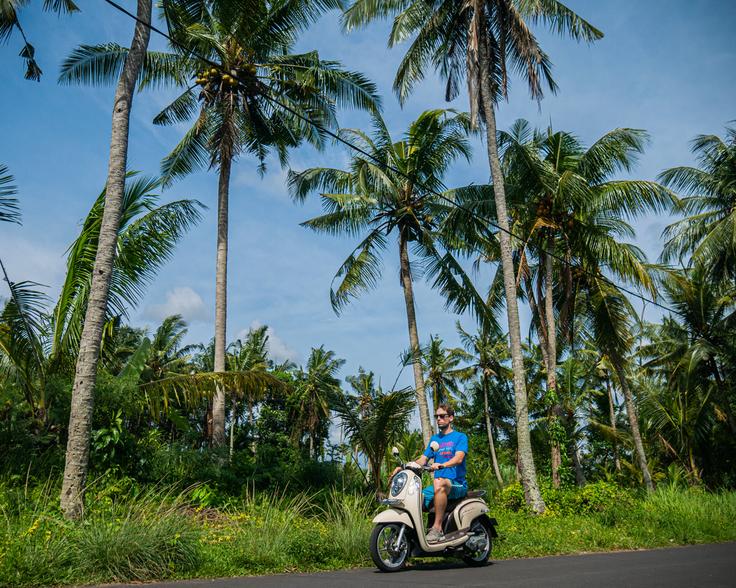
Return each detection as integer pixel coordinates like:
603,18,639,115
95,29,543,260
493,486,736,559
320,489,374,564
0,481,201,587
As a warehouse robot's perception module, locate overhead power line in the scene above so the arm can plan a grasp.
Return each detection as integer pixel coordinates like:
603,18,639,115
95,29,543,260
101,0,686,321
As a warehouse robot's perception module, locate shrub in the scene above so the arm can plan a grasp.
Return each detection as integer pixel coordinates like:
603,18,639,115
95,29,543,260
498,480,635,516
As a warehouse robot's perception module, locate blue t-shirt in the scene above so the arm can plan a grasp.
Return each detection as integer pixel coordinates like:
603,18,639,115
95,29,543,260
423,430,468,484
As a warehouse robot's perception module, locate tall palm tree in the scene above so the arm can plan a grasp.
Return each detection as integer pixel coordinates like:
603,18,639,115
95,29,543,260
61,0,379,446
289,109,491,444
578,274,654,490
292,346,344,458
1,0,78,80
343,0,602,515
496,120,673,486
58,0,151,521
661,126,736,284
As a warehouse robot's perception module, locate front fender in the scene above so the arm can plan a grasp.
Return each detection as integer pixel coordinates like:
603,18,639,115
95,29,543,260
372,508,414,528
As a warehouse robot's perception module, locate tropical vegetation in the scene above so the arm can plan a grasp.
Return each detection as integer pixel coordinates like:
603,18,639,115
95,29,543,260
1,0,735,585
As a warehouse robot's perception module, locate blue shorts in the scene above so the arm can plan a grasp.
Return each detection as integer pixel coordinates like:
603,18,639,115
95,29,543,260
422,480,468,509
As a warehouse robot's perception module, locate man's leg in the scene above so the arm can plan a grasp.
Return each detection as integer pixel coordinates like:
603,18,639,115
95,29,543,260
431,478,451,531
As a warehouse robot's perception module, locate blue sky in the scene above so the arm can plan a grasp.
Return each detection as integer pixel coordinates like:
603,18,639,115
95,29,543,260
1,0,734,399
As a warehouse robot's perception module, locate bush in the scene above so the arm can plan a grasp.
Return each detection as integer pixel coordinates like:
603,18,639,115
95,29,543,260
498,480,635,516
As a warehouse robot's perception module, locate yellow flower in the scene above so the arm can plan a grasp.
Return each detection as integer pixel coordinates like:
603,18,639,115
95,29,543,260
24,519,41,537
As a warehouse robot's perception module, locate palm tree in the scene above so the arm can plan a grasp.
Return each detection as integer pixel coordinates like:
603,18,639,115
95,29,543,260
420,334,472,412
1,0,78,80
641,267,736,438
51,174,203,369
292,346,344,458
331,380,415,495
58,0,152,521
0,173,201,443
496,120,673,486
227,325,270,456
142,314,193,382
290,109,490,444
661,126,736,284
578,274,655,490
457,322,510,486
61,0,379,446
0,164,20,224
343,0,602,515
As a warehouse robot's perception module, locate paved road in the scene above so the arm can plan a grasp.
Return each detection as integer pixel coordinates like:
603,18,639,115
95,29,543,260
105,542,736,588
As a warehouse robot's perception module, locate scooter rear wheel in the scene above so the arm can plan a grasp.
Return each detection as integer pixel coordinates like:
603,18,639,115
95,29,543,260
370,523,409,572
462,518,492,566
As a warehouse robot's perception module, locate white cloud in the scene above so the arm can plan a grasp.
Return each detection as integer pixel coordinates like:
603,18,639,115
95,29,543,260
236,320,300,364
0,234,66,296
144,287,211,323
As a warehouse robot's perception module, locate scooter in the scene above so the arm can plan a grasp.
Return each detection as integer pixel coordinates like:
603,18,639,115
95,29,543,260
369,443,498,572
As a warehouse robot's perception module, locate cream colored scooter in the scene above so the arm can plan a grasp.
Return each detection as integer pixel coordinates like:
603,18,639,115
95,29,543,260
369,443,498,572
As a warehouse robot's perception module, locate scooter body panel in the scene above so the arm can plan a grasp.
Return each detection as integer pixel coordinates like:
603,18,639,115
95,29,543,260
453,498,490,531
372,508,414,528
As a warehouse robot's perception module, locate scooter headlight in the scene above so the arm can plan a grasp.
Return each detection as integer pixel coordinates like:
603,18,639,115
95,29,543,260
391,472,408,496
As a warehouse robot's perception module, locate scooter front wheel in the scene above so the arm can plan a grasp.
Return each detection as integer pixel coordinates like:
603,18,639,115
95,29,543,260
370,523,410,572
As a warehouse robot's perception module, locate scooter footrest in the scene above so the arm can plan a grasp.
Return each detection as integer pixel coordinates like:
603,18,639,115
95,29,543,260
442,527,470,542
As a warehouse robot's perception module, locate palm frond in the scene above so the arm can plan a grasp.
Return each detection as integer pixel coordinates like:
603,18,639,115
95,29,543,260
329,228,388,313
59,44,186,89
0,164,21,224
51,174,203,360
140,370,284,418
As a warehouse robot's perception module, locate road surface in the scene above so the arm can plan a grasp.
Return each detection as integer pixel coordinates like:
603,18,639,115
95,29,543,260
103,542,736,587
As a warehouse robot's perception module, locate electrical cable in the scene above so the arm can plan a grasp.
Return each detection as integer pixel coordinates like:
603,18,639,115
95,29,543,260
101,0,688,321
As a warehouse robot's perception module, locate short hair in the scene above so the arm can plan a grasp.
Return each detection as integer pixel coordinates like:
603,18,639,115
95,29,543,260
437,403,455,416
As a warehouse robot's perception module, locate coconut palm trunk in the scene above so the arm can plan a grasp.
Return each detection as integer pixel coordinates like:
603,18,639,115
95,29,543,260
482,376,504,486
544,246,562,488
212,150,232,447
60,0,152,521
399,231,433,445
229,395,237,462
606,377,621,472
477,33,544,513
571,440,586,486
613,361,653,491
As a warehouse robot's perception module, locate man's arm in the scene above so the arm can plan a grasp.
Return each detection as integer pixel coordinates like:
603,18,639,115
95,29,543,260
430,451,465,470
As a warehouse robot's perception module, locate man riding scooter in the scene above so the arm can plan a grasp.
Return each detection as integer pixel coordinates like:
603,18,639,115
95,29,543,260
391,403,468,543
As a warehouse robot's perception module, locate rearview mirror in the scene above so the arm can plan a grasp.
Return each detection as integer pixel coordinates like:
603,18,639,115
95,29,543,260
391,447,400,456
430,441,440,451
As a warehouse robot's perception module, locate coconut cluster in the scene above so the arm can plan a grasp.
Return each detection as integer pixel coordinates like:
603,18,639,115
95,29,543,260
194,65,258,91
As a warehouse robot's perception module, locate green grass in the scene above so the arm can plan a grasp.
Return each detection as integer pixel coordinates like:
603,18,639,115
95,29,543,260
1,481,735,587
493,487,736,558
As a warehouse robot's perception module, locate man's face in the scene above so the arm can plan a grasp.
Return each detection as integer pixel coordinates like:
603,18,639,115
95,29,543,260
435,410,453,432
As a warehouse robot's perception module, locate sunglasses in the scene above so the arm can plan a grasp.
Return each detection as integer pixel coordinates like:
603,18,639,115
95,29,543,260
434,413,451,419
